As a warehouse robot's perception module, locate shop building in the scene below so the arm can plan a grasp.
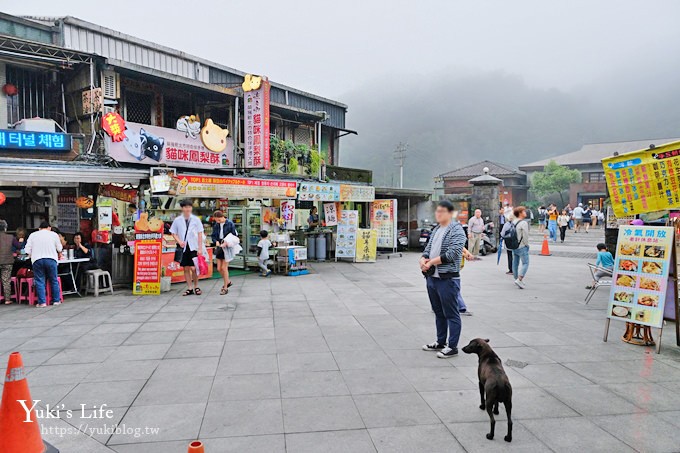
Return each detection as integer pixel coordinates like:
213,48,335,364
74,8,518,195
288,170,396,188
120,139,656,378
520,138,680,209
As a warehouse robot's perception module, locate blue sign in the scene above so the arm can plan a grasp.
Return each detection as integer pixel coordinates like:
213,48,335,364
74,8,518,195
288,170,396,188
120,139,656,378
0,129,71,152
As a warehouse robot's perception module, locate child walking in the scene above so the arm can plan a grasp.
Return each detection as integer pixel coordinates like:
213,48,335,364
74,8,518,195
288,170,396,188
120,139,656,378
257,230,273,277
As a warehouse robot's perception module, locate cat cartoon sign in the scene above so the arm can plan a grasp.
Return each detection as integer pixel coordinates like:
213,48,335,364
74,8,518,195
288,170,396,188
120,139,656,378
200,119,229,153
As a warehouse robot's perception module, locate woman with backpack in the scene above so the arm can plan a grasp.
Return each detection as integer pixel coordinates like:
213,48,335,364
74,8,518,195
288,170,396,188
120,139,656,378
537,206,546,233
502,206,530,289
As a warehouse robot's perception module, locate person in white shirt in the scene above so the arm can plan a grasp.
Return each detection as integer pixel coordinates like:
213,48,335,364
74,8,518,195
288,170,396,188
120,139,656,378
572,203,584,233
257,230,273,277
170,199,205,296
24,221,63,307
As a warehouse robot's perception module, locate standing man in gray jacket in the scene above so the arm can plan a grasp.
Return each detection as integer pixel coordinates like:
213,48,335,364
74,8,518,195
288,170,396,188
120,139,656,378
512,206,530,289
420,200,467,358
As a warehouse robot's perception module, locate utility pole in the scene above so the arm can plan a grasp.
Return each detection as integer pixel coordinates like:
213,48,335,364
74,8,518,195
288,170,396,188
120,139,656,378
393,142,408,188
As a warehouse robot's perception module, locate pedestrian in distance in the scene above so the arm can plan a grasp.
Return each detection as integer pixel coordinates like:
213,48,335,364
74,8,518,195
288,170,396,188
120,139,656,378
500,209,514,275
468,209,485,256
170,199,205,296
24,221,63,307
583,205,592,233
212,210,237,294
557,209,570,243
546,204,558,242
537,206,546,233
257,230,273,277
501,207,530,289
572,203,584,232
587,243,614,289
0,220,20,304
420,200,467,358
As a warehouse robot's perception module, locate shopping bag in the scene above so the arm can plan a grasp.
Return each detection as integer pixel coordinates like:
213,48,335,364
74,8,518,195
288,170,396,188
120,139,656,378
193,255,209,276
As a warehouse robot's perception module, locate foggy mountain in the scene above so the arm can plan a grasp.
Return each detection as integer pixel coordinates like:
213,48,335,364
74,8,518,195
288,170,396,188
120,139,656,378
339,65,680,189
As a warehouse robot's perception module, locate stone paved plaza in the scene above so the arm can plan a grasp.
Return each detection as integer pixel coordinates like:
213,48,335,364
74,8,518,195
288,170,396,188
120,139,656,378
1,230,680,452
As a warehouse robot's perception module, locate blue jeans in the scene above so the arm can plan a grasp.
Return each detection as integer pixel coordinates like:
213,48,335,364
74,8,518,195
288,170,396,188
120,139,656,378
453,278,467,312
33,258,60,304
426,277,462,348
547,220,557,241
512,246,530,279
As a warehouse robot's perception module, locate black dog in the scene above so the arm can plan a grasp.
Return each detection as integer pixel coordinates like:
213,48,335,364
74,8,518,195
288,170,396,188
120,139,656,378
462,338,513,442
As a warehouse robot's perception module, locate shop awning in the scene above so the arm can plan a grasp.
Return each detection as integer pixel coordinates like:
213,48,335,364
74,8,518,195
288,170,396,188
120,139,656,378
0,159,148,186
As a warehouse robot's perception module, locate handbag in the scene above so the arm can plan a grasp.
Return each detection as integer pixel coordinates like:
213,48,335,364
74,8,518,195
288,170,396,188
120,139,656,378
174,219,191,263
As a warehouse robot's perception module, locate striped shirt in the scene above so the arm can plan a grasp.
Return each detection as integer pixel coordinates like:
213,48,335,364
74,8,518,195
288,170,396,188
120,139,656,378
422,222,466,278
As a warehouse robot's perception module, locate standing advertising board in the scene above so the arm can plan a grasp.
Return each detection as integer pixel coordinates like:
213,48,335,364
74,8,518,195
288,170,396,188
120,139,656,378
370,199,397,249
243,76,271,169
356,229,378,263
602,140,680,216
133,217,163,295
336,210,358,260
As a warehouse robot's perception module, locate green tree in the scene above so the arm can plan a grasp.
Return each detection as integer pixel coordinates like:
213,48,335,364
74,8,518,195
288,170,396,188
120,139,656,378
530,160,581,205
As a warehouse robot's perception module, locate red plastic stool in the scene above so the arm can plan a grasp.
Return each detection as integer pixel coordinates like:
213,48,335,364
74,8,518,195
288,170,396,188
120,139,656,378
46,277,63,304
10,277,18,303
18,278,38,305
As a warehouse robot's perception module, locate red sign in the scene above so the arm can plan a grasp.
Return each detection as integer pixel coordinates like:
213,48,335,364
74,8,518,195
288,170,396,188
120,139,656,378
177,175,297,199
133,230,162,295
98,184,138,204
102,112,126,142
244,78,271,169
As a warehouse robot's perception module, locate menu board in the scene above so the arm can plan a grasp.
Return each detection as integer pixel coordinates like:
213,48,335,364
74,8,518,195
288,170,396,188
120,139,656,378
298,182,340,201
133,231,162,295
336,210,358,259
607,226,673,328
57,191,78,234
602,140,680,217
356,229,378,263
339,184,375,202
370,199,397,249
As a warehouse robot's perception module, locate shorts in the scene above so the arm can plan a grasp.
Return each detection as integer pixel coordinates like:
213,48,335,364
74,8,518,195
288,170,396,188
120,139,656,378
215,247,225,260
574,219,583,226
582,218,591,224
180,246,198,267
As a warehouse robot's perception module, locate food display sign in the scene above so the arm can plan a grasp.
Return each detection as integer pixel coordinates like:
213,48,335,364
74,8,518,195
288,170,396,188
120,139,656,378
607,226,673,328
176,175,297,199
602,140,680,217
299,183,340,201
355,228,378,263
243,76,271,169
336,210,359,259
339,184,375,202
370,199,397,248
105,121,234,170
133,214,164,295
0,129,71,152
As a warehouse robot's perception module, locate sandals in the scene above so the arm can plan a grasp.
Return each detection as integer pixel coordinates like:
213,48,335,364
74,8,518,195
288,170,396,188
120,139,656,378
194,288,202,296
182,289,194,296
227,282,233,288
220,287,228,295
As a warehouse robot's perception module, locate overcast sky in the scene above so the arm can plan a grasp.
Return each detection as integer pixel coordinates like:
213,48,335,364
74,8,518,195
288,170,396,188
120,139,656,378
8,0,680,99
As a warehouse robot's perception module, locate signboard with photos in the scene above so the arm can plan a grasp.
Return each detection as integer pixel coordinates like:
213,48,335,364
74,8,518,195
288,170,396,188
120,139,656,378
370,199,397,249
299,183,340,202
336,210,359,260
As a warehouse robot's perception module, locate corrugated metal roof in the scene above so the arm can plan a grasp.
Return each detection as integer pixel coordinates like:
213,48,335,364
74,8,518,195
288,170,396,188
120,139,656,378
438,160,525,179
519,137,680,170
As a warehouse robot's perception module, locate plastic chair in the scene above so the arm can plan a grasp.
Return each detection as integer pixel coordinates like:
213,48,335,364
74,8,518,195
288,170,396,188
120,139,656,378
18,278,38,305
84,270,114,297
585,263,612,304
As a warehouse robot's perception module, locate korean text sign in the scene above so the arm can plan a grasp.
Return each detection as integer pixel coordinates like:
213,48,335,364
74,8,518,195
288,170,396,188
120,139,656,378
355,229,378,263
607,226,673,328
602,140,680,216
177,175,297,199
244,79,271,169
370,199,397,248
0,129,71,152
133,231,162,295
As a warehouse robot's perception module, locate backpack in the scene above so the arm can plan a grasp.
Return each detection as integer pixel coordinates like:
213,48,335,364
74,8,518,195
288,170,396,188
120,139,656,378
501,220,525,250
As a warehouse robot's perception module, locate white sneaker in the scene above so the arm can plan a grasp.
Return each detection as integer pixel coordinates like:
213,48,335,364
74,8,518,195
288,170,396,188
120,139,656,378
514,279,524,289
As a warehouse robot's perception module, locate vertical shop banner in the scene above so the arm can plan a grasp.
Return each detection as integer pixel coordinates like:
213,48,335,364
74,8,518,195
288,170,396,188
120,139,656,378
607,226,673,328
370,199,397,248
324,203,338,226
244,78,271,169
133,216,164,295
280,200,295,230
336,210,358,259
355,229,378,263
57,191,78,233
602,140,680,216
97,197,113,232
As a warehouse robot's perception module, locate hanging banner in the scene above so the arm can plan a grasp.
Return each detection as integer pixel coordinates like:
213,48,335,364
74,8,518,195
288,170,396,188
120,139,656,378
602,140,680,217
176,175,297,199
98,184,138,204
280,200,295,230
133,215,164,295
607,226,673,328
336,210,358,259
149,168,179,194
299,182,340,201
324,202,338,226
105,121,234,170
57,191,78,234
370,199,397,248
97,197,113,232
355,229,378,263
340,184,375,202
243,76,271,169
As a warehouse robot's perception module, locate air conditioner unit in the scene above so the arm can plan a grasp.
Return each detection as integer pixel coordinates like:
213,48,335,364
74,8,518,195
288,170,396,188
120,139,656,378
103,106,116,114
102,71,120,99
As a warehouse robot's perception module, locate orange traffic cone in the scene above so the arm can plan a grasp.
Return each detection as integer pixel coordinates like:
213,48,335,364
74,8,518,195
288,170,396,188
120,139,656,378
188,441,205,453
540,234,551,256
0,352,59,453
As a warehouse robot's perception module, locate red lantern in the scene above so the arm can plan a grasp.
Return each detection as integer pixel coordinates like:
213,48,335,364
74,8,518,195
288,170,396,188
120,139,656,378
102,112,126,142
0,192,5,205
2,84,17,97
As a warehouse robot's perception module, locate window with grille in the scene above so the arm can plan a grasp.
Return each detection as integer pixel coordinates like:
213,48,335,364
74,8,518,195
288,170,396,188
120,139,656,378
5,65,52,124
587,172,606,183
293,126,312,146
163,95,192,128
125,91,152,124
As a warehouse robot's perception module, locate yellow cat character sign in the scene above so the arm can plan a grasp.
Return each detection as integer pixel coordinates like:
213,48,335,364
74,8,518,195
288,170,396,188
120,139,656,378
602,140,680,217
355,229,378,263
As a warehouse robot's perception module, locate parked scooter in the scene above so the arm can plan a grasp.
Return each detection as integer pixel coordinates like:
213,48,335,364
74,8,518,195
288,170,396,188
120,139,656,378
397,229,409,251
419,222,436,251
478,219,497,256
